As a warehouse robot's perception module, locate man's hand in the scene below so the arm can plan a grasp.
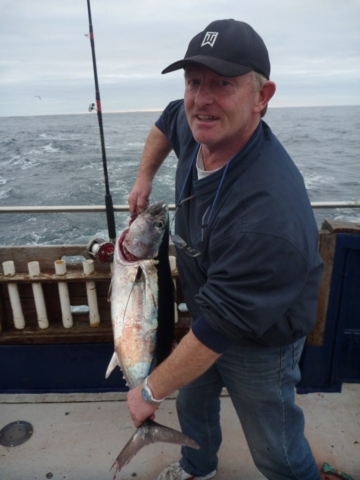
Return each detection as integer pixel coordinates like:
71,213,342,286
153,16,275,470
127,125,172,214
127,384,158,427
128,177,152,215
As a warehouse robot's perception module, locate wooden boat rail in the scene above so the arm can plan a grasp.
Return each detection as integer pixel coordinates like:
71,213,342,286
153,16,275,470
0,244,191,346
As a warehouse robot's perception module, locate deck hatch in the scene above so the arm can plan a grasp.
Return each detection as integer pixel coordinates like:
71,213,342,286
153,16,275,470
0,420,33,446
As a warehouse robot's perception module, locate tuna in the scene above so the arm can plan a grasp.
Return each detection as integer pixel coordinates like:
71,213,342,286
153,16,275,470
107,202,199,478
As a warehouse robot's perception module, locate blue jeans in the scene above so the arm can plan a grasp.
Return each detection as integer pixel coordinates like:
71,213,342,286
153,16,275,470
177,337,320,479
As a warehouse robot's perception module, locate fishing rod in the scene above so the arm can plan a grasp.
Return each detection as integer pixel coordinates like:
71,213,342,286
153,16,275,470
86,0,116,243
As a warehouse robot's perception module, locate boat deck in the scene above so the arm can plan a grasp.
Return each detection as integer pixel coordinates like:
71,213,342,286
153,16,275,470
1,384,359,480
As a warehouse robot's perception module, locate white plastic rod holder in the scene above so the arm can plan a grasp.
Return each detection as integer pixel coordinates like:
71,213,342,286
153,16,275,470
54,260,73,328
28,261,49,329
83,259,100,327
2,261,25,329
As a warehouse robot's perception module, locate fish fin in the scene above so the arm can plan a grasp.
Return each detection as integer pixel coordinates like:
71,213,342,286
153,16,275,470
111,419,199,478
105,352,119,379
152,217,175,369
121,266,143,321
145,419,200,448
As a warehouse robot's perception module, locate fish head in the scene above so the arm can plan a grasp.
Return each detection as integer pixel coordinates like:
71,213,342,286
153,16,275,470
123,202,168,260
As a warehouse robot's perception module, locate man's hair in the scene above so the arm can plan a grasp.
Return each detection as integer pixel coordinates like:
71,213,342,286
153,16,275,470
252,72,268,118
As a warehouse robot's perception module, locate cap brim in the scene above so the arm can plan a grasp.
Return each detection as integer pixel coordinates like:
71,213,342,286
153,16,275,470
161,55,253,77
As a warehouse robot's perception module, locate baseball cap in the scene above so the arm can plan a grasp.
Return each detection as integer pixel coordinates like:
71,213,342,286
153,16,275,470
162,19,270,79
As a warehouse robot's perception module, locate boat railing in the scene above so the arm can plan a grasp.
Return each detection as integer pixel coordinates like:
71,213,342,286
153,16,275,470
0,243,187,345
0,200,360,213
0,205,359,347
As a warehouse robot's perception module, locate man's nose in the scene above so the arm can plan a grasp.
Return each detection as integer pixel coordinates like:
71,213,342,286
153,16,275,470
194,83,214,106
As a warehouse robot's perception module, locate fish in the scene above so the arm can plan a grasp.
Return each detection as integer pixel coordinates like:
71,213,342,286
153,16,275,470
107,202,199,478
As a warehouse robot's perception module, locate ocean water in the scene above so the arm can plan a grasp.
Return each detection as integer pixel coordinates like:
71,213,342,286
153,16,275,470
0,105,359,246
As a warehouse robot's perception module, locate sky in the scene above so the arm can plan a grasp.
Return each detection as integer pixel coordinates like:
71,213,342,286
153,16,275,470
0,0,359,117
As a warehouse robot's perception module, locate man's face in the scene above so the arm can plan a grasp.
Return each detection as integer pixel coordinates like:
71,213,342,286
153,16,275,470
184,65,260,152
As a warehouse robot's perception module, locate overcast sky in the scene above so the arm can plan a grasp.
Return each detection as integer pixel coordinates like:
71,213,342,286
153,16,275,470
1,0,359,117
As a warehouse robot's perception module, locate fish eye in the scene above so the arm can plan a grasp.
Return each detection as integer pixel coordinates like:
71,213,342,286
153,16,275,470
154,221,164,230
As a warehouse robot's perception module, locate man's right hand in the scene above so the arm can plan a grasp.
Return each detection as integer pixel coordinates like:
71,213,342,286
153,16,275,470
128,177,152,214
127,125,172,214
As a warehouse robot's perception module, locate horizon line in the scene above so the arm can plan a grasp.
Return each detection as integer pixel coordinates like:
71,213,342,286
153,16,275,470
1,104,359,119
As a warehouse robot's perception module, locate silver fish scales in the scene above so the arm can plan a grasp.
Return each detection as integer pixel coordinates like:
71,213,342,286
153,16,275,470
110,257,159,388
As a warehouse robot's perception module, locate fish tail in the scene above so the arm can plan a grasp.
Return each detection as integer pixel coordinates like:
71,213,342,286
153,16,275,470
111,419,199,478
105,352,119,379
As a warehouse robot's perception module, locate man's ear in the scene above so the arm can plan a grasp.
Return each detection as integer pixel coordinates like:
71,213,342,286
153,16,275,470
254,81,276,113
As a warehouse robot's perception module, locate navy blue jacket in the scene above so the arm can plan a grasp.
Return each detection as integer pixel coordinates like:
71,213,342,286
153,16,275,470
156,100,323,349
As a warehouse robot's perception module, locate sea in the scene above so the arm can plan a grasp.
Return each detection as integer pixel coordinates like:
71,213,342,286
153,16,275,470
0,105,359,246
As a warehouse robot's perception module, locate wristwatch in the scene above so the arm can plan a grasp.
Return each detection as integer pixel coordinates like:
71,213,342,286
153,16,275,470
141,376,165,405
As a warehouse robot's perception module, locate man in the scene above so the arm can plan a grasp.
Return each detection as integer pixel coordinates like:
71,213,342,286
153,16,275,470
127,19,323,480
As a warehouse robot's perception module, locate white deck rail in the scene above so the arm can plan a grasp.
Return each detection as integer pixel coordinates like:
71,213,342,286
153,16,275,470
0,200,360,214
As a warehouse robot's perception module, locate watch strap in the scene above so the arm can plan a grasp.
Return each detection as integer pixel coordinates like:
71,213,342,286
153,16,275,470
142,376,165,405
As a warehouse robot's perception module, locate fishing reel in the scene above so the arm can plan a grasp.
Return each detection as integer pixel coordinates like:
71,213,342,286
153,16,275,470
87,238,114,263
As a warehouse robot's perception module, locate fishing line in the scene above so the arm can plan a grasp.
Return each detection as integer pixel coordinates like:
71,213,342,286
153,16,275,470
86,0,116,242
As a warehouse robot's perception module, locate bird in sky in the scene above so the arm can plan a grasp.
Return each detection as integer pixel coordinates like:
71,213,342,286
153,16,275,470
35,95,41,100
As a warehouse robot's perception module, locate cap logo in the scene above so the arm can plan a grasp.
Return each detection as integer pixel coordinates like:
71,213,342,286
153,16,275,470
201,31,218,47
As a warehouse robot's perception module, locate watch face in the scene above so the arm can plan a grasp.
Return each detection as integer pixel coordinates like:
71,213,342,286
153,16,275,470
142,386,152,404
